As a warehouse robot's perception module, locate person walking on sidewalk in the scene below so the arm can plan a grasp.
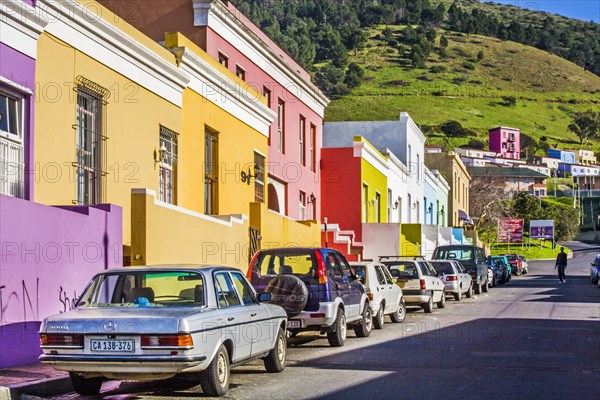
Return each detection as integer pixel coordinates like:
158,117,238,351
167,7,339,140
555,247,568,283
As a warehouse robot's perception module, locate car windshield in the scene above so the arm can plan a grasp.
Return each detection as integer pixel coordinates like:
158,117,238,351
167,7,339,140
383,262,418,279
434,248,474,262
77,270,205,308
492,258,506,266
430,262,455,275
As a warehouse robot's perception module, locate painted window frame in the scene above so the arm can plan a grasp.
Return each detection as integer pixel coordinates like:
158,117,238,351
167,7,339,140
159,126,178,204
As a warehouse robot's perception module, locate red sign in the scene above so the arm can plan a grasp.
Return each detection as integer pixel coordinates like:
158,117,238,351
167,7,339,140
498,218,524,243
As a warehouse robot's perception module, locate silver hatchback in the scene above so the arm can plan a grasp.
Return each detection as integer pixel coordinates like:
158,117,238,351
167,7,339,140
429,260,473,301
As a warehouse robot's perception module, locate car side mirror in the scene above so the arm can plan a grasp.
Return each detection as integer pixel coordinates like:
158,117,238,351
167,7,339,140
257,292,272,303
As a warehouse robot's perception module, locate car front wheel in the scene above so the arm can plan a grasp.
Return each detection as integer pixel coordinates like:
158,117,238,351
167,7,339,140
327,308,347,347
373,305,385,329
423,295,433,313
437,291,446,308
353,302,373,337
69,372,103,396
466,283,473,298
482,278,489,293
390,301,406,323
474,282,482,294
200,344,230,397
454,289,462,301
264,327,286,373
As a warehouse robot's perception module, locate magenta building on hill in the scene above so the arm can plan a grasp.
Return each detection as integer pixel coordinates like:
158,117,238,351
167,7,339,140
489,126,521,160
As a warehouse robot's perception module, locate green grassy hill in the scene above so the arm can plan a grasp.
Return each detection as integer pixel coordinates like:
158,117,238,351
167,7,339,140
325,28,600,153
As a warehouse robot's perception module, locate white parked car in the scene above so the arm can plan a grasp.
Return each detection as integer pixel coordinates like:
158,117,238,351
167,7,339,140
39,266,287,397
351,262,406,328
380,257,446,313
429,260,473,301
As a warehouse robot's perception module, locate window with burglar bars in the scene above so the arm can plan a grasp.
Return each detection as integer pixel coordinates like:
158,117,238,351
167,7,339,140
74,78,108,205
204,128,218,214
0,90,25,198
159,126,178,204
254,152,265,203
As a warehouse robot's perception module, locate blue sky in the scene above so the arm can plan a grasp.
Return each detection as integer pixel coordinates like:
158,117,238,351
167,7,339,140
483,1,600,22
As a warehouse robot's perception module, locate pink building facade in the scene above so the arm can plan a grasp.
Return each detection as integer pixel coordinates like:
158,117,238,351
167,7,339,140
98,0,329,221
489,127,521,160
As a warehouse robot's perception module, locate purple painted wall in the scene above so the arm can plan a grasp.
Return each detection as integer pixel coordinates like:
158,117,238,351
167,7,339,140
0,195,122,367
0,42,36,200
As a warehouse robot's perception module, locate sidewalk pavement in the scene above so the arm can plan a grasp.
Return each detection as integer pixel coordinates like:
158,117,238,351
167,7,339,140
0,364,71,400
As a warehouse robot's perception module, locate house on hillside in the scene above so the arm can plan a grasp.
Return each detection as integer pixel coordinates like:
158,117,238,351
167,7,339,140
468,166,548,198
489,127,520,160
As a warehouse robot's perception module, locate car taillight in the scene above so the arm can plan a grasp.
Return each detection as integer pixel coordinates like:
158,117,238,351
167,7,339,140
315,251,327,284
141,334,193,348
247,251,260,280
420,279,426,290
367,293,374,301
447,276,457,281
40,334,83,348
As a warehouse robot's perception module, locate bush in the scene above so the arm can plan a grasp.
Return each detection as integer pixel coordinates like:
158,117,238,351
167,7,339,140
467,138,486,149
430,65,447,73
462,61,476,70
500,95,517,106
477,50,485,61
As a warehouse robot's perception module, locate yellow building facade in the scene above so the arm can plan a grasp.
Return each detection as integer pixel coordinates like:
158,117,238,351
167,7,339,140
33,0,319,270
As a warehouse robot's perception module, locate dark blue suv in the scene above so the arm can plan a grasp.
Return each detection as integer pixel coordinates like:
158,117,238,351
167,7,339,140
247,247,371,347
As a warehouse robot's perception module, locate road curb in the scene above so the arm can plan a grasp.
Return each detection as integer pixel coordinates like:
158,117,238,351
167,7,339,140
0,375,72,400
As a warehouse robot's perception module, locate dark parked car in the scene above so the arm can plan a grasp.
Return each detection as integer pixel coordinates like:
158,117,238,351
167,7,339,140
432,245,489,294
488,257,509,285
247,248,371,347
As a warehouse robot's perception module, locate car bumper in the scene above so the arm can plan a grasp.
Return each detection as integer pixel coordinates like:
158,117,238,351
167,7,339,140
444,282,460,294
39,354,208,374
288,301,338,329
402,290,430,305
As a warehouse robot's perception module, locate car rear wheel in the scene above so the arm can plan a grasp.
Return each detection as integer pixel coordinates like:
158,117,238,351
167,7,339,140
437,291,446,309
327,308,347,347
353,302,373,337
474,282,481,294
454,289,462,301
390,301,406,323
466,283,473,298
69,372,103,396
264,327,286,373
200,344,230,397
423,295,433,313
373,305,385,329
482,278,489,293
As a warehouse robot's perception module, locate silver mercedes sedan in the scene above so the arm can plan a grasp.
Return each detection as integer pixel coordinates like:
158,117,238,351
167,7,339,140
39,265,287,397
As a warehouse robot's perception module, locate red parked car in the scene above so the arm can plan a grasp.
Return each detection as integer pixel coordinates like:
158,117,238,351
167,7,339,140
500,253,525,276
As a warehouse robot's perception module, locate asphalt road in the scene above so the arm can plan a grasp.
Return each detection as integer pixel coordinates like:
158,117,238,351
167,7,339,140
48,242,600,400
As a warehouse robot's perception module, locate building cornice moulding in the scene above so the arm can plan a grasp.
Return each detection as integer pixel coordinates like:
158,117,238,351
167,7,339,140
37,0,189,107
175,47,276,136
192,0,329,116
0,0,48,59
354,142,390,175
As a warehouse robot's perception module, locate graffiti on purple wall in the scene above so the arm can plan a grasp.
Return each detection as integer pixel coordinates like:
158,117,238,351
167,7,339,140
0,279,39,326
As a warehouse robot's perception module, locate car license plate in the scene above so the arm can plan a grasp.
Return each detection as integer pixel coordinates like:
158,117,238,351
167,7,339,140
90,339,135,352
287,320,302,329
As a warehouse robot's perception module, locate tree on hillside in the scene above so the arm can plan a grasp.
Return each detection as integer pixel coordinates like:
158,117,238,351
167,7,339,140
568,110,600,145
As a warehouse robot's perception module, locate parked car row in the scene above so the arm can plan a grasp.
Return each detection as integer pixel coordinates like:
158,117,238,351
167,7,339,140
38,246,533,397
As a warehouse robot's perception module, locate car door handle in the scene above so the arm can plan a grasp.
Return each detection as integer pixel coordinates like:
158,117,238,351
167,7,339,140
250,313,257,317
227,317,235,321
